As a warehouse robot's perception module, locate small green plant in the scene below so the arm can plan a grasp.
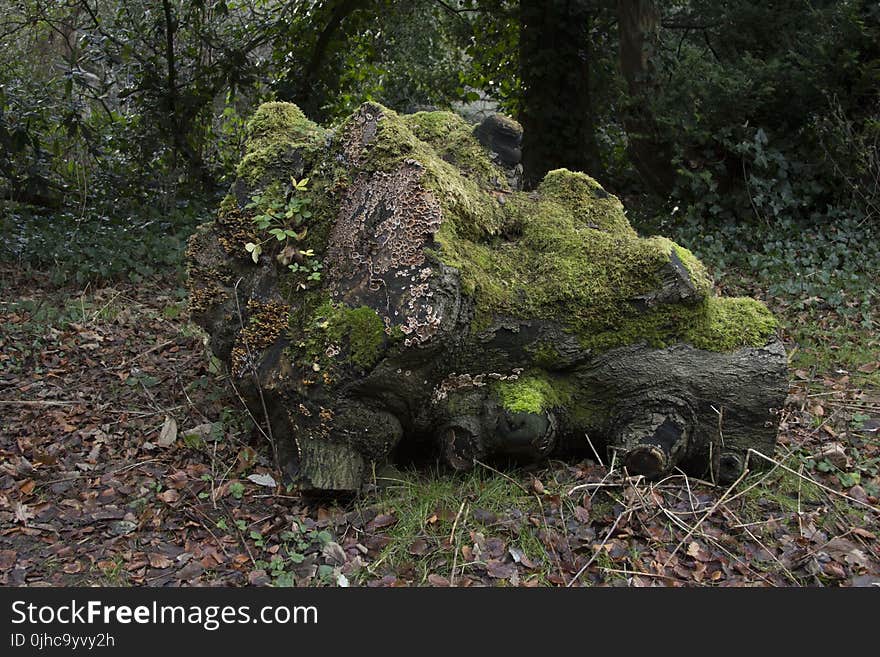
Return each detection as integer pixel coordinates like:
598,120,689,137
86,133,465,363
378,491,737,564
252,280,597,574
229,481,245,500
198,473,213,499
288,249,323,282
244,176,313,263
96,556,128,585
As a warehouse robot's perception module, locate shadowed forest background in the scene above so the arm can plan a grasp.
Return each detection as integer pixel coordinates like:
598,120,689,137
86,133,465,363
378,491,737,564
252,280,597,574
1,0,879,587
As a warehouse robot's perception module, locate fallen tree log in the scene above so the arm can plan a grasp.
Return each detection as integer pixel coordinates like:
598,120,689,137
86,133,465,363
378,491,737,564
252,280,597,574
187,101,788,492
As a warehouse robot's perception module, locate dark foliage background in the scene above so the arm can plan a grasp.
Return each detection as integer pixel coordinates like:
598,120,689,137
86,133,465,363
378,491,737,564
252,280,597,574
1,0,878,357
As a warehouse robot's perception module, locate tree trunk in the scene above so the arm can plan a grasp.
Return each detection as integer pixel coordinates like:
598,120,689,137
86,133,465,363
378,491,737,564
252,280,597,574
277,0,368,121
160,0,207,182
617,0,675,195
519,0,603,188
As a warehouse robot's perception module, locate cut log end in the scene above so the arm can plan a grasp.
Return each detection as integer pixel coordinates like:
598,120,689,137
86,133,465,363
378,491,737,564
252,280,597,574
624,444,668,478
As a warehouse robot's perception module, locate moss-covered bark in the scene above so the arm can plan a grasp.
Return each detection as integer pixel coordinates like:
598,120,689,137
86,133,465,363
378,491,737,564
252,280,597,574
187,101,788,492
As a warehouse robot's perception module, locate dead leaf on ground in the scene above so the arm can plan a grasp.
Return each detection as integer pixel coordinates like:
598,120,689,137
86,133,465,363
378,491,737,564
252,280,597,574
0,550,17,570
486,559,517,579
157,416,177,447
322,541,346,566
247,473,277,488
13,502,33,525
427,574,449,586
365,513,397,532
148,554,173,569
157,489,179,504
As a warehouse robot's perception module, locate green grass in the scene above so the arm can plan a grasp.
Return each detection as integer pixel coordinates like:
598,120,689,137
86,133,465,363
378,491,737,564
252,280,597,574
785,317,880,387
358,466,555,585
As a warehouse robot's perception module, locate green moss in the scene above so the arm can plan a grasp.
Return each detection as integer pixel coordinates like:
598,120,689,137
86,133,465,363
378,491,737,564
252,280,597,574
297,299,387,370
684,296,778,352
357,104,506,241
436,188,700,347
336,305,387,368
219,194,237,214
402,111,503,187
568,397,608,429
527,342,564,370
433,169,773,353
245,102,324,151
401,110,464,141
334,103,777,355
672,243,713,298
237,102,327,188
537,169,635,236
493,372,574,414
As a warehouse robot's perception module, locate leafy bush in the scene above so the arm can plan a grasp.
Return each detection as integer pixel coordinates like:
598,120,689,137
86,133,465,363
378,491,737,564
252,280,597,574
0,198,211,285
642,203,879,329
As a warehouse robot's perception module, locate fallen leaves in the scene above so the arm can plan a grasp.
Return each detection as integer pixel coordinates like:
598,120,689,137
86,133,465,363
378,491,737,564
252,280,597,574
0,550,17,570
816,442,848,469
1,268,878,589
247,473,277,488
530,477,545,495
427,573,449,586
13,502,33,526
365,513,397,532
147,553,173,569
156,489,179,504
485,559,517,580
157,416,177,447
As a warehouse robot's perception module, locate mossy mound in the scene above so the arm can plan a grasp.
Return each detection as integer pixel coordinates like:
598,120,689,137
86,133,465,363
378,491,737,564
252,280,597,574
327,102,776,355
187,100,787,491
494,372,575,414
236,101,328,189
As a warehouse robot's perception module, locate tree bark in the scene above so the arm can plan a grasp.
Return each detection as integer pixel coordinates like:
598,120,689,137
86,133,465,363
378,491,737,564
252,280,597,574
160,0,207,181
519,0,603,188
617,0,675,195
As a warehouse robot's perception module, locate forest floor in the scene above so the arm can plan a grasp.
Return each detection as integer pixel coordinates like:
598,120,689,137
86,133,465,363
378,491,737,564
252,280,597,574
1,263,879,587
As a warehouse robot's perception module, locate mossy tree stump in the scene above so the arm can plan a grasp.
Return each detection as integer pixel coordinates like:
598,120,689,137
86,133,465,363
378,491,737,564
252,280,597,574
187,101,788,492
